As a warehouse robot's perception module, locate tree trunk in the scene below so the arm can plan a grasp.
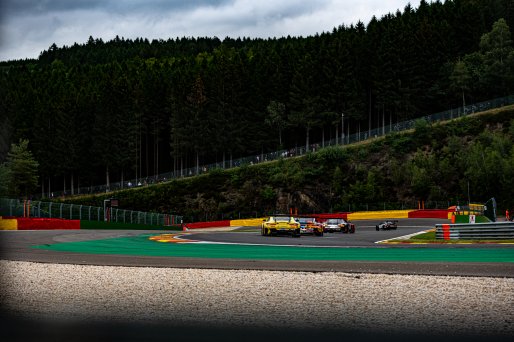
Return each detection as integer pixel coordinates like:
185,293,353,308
106,166,110,190
382,105,385,136
368,91,372,136
347,118,350,144
196,152,199,175
305,127,310,152
153,132,159,178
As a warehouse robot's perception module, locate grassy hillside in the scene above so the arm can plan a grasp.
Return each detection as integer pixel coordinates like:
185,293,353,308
65,106,514,222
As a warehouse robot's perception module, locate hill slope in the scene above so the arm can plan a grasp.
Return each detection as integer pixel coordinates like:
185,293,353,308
65,106,514,221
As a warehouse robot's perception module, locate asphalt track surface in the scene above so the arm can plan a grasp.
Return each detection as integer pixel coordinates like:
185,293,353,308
2,218,514,342
1,218,513,277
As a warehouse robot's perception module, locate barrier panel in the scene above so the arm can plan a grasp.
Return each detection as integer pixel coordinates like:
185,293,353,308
435,222,514,240
16,218,80,230
311,213,349,221
230,218,265,227
348,210,411,220
80,220,180,230
408,210,451,219
0,217,18,230
185,220,231,229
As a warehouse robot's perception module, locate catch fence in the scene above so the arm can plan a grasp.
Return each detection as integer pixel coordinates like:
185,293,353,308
0,198,182,227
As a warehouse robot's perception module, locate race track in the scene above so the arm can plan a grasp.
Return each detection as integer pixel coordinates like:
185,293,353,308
2,218,514,342
1,218,513,277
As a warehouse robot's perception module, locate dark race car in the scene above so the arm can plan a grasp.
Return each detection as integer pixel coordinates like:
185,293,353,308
375,220,398,231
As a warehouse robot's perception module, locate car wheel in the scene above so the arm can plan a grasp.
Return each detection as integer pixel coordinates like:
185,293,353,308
350,226,355,233
376,225,379,231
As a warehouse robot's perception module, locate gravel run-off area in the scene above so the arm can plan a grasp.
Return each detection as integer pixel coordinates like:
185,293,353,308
1,260,513,339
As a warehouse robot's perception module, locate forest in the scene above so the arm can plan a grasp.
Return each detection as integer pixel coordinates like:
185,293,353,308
1,0,513,196
60,107,514,221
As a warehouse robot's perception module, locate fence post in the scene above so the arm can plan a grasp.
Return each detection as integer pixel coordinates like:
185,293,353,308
70,204,73,220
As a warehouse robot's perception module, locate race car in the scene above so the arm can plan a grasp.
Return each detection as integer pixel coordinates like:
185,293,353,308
261,215,301,237
341,220,356,234
375,220,398,231
323,218,356,233
323,218,344,232
298,217,324,236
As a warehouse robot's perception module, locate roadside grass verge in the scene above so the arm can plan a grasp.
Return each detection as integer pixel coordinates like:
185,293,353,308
405,230,514,244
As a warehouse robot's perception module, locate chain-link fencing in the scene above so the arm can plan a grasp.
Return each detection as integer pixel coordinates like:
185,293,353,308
0,198,183,226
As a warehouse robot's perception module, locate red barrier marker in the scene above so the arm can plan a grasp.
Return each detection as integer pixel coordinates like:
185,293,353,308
442,224,450,240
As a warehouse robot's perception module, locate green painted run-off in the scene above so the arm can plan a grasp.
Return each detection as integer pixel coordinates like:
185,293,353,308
32,234,514,263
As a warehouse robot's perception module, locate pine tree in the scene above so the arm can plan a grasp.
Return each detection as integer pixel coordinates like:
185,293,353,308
5,139,39,199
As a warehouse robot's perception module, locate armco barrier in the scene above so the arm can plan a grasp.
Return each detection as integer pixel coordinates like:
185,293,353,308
435,222,514,240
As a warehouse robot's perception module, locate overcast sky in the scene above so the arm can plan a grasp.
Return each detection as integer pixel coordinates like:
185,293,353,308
0,0,419,61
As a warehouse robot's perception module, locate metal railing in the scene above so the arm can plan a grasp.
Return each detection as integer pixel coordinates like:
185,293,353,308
38,94,514,198
0,198,183,226
435,222,514,240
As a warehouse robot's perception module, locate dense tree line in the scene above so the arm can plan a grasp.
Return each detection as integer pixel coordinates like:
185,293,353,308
64,109,514,221
1,0,513,196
